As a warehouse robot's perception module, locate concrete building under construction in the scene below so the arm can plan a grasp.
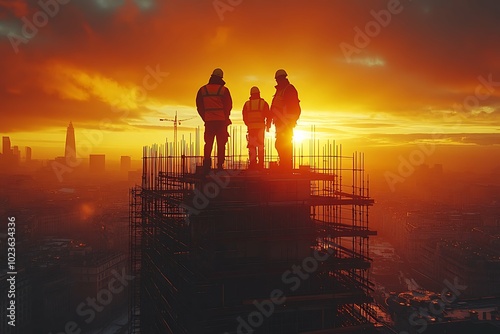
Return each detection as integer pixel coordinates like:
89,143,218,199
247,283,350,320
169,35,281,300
129,132,377,333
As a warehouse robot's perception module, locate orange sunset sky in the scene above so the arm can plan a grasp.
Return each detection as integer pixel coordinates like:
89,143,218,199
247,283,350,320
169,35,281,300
1,0,500,172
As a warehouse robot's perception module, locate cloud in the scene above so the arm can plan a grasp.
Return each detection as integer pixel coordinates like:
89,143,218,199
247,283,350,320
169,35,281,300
0,0,29,18
344,56,386,68
0,0,499,143
341,122,397,129
456,133,500,146
42,62,143,109
366,132,500,147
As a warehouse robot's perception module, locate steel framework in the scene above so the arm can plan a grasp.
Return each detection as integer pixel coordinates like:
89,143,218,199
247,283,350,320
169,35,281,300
129,133,376,333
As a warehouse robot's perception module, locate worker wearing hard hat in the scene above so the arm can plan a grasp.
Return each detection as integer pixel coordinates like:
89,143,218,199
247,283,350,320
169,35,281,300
270,69,301,171
242,86,271,170
196,68,233,172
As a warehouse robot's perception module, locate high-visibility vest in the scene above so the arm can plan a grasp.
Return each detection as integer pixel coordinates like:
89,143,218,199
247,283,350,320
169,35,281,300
271,84,288,112
243,98,266,129
271,84,300,126
201,84,227,121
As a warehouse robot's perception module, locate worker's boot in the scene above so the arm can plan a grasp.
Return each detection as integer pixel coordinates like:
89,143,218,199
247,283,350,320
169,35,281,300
217,151,225,171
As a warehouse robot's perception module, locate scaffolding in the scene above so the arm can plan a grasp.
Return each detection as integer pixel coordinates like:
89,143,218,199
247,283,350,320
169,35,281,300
129,131,376,334
129,186,142,333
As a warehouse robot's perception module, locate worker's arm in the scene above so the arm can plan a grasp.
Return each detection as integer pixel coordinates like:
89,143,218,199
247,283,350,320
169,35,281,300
195,88,205,121
284,85,301,124
242,102,248,126
224,87,232,117
223,87,233,124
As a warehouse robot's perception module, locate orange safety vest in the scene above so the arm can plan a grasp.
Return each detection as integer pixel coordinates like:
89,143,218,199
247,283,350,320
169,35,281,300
271,84,288,111
243,98,266,129
201,84,227,121
271,84,300,126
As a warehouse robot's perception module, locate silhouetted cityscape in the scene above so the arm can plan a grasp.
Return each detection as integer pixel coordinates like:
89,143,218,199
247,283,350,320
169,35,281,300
3,0,500,332
1,122,500,333
1,123,138,333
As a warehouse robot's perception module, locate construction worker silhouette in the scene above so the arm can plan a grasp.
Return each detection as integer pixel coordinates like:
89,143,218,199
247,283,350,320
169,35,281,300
270,69,301,171
242,86,271,170
196,68,233,172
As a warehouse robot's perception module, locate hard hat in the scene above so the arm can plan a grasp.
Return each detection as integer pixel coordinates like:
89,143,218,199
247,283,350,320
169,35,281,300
275,69,287,79
250,86,260,95
212,68,224,78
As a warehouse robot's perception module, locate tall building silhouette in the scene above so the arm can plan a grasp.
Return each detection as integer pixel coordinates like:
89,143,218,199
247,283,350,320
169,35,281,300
121,156,131,173
65,122,76,162
12,146,20,165
12,146,20,157
26,147,32,162
1,137,17,171
130,136,377,333
2,136,11,155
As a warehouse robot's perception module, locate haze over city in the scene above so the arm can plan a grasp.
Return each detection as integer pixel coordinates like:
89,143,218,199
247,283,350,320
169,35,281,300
1,0,499,174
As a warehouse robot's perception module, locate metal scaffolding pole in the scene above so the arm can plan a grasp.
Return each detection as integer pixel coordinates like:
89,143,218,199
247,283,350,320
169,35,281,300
129,128,377,334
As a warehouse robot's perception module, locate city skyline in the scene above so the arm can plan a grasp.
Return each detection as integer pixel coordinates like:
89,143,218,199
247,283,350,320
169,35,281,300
64,121,76,163
1,2,499,332
0,1,499,173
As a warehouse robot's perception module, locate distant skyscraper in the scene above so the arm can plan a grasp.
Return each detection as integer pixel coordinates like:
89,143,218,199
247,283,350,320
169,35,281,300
65,122,76,163
12,146,19,157
12,146,20,164
2,136,11,155
120,156,131,173
26,147,32,162
89,154,105,174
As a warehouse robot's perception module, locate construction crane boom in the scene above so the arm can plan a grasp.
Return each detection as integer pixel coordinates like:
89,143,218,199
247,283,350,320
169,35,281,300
160,111,195,155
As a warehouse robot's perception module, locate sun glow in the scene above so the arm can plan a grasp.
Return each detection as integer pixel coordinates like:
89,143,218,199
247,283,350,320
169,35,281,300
293,129,309,144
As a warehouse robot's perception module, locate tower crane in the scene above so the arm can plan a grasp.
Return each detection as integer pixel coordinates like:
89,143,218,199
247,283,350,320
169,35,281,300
160,111,195,155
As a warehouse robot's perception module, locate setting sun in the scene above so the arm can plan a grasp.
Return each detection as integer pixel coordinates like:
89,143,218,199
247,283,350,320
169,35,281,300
1,2,500,334
293,129,309,144
0,1,499,172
